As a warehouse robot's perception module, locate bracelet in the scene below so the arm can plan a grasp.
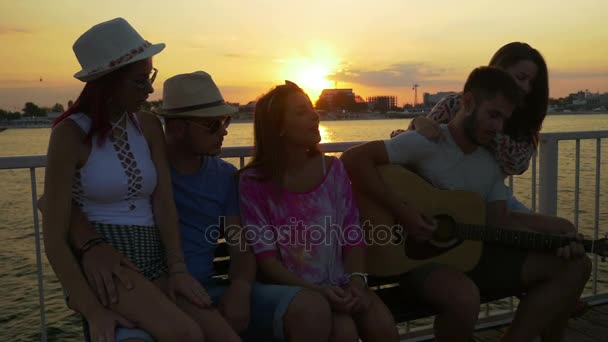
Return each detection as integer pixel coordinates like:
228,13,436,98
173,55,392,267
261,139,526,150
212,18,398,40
348,272,368,287
76,237,106,259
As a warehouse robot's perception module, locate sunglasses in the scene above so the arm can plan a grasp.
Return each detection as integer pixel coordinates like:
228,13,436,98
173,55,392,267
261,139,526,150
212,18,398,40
188,115,232,134
131,68,158,90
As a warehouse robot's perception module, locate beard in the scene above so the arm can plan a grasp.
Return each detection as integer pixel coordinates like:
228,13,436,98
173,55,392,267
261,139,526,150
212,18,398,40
463,108,482,146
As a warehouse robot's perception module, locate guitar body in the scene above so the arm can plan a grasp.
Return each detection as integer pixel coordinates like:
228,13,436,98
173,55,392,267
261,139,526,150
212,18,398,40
356,165,486,276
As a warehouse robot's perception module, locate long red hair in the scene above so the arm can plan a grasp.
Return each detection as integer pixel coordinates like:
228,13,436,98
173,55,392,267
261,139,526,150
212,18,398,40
53,65,133,144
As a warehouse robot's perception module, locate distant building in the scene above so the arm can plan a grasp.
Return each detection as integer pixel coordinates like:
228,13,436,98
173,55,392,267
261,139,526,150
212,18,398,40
243,101,256,112
367,96,398,112
423,91,457,107
583,91,601,106
354,95,366,104
318,89,356,108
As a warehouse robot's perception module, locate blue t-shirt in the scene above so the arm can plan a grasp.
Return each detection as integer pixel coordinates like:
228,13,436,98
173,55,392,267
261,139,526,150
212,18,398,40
171,157,240,282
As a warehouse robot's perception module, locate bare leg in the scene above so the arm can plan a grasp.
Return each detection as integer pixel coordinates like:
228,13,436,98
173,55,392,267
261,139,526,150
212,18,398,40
501,253,591,342
330,313,359,342
153,276,241,342
353,291,399,342
284,289,332,342
105,270,204,342
404,267,480,342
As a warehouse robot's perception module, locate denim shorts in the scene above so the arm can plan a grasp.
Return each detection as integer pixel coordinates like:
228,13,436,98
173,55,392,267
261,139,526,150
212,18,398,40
506,185,532,213
113,280,303,341
206,280,303,341
507,195,532,213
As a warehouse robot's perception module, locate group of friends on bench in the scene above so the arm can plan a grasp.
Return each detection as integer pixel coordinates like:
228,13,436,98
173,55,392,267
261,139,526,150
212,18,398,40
40,18,591,342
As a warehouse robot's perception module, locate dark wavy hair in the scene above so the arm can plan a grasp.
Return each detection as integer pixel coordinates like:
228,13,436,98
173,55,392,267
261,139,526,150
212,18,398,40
489,42,549,146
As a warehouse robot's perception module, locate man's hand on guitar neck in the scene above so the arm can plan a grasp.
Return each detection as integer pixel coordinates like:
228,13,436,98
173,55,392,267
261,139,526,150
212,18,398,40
396,202,435,242
488,202,587,260
506,211,587,260
556,232,587,260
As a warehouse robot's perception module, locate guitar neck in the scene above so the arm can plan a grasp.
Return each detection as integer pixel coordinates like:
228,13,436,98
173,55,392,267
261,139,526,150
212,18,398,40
452,223,587,252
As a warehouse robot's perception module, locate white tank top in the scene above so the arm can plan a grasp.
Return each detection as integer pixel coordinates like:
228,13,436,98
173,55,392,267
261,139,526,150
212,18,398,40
69,112,157,226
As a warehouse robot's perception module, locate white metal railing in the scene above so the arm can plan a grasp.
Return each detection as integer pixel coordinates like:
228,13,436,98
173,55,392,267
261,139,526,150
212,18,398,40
1,132,606,341
537,131,608,297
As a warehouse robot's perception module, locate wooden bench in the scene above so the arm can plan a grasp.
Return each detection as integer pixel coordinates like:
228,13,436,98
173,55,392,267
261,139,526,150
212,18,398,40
211,241,513,328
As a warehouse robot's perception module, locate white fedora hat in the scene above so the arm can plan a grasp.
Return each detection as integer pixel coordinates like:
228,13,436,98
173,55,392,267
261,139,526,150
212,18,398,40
155,71,238,118
73,17,165,82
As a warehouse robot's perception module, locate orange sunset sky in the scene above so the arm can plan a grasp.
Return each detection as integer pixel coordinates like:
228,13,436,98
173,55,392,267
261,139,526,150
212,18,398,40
0,0,607,111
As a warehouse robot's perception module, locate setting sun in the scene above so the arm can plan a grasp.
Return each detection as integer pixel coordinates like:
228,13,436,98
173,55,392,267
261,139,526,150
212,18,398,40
294,65,333,103
278,45,340,103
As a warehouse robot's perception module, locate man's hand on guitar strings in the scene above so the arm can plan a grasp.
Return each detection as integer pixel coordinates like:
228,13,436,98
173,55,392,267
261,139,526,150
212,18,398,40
397,202,435,242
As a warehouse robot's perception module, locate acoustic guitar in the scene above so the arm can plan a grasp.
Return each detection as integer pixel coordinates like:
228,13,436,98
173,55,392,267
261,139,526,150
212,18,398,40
355,165,608,276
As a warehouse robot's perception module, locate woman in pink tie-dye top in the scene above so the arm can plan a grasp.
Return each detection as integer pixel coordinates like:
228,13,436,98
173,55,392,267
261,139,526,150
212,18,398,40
239,81,399,341
240,157,362,286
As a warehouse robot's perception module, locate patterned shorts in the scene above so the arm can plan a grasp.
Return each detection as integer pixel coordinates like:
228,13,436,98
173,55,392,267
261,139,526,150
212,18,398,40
93,223,168,280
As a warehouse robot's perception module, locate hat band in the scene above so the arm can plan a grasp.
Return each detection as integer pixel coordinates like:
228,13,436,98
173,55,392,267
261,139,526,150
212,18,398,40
86,41,152,76
162,100,226,114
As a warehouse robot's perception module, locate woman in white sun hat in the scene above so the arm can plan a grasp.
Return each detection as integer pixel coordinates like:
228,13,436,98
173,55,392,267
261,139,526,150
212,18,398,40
42,18,224,342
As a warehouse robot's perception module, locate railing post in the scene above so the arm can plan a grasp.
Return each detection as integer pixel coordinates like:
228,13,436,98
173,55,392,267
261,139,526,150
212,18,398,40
30,168,47,341
538,136,558,216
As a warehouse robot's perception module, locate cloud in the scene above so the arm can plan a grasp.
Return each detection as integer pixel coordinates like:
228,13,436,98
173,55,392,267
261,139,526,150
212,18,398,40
184,43,264,60
223,53,248,58
550,69,608,80
218,84,274,103
0,26,31,35
328,62,455,87
0,79,44,87
186,43,207,50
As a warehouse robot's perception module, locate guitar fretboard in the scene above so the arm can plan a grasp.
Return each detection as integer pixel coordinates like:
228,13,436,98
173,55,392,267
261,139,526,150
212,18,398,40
452,223,591,252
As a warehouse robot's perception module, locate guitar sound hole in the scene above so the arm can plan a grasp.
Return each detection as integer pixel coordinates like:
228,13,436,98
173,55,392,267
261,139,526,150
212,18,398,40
433,215,457,242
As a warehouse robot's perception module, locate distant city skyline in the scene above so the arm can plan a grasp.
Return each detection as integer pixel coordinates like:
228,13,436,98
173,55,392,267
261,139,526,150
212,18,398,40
1,0,607,110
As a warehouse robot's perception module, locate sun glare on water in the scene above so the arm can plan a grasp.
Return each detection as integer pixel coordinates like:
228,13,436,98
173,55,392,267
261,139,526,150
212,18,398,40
318,124,330,143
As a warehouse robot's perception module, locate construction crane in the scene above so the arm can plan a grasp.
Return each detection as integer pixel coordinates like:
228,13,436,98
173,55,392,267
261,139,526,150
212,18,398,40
412,84,419,107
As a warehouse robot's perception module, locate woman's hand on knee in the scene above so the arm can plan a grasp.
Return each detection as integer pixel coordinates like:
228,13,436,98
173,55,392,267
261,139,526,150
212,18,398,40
315,285,356,314
81,243,140,306
345,280,372,314
167,272,213,308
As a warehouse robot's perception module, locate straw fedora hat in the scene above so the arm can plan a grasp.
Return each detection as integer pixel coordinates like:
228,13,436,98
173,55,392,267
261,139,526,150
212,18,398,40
73,17,165,82
155,71,238,118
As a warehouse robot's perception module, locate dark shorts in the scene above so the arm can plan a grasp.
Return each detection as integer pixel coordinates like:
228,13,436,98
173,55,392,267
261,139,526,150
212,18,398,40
93,222,168,280
400,243,529,300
